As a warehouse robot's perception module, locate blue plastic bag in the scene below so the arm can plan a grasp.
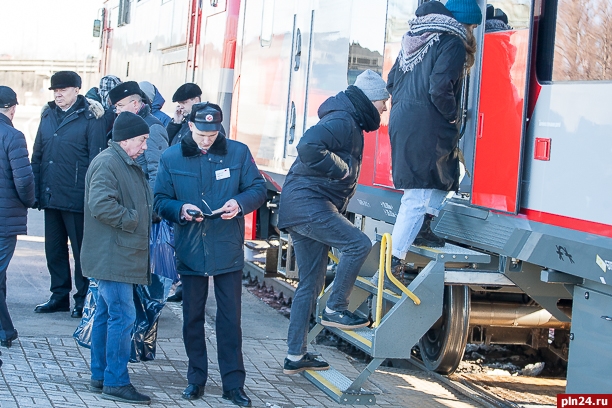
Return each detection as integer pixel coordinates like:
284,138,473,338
151,220,178,283
74,274,173,362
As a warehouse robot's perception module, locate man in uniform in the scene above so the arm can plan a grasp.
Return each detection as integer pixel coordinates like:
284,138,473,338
155,103,266,406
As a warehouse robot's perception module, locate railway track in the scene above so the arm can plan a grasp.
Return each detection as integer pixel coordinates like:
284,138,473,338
243,260,565,408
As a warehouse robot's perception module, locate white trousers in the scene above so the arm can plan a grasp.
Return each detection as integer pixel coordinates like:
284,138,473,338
391,188,449,259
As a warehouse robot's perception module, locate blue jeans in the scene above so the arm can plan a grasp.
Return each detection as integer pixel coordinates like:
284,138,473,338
391,189,449,259
0,236,17,342
91,280,136,387
286,210,372,355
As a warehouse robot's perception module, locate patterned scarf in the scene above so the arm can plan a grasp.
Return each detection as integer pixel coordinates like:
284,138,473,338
398,14,467,73
98,75,122,109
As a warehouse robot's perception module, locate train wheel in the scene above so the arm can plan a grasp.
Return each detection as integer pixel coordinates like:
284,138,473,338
418,285,470,375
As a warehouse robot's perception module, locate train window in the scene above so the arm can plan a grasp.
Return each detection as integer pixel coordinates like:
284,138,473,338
347,0,387,85
260,0,275,47
552,0,612,81
486,0,531,30
118,0,131,26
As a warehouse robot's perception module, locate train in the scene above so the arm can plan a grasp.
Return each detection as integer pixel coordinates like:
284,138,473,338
94,0,612,396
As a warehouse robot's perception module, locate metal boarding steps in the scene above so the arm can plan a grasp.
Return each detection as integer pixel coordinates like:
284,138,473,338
302,235,491,405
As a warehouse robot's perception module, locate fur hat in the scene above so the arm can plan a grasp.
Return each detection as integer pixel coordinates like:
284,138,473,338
0,86,18,108
172,83,202,103
112,112,149,142
108,81,143,105
354,70,389,101
189,102,223,131
446,0,483,25
49,71,82,90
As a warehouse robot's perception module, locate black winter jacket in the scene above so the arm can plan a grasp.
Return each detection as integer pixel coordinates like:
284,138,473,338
0,114,35,237
387,33,466,191
277,91,364,229
166,120,190,146
31,95,108,212
154,133,266,276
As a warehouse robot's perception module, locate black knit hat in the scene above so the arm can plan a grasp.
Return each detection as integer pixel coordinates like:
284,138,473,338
0,86,18,108
49,71,82,90
189,102,223,131
108,81,143,105
172,83,202,103
112,112,149,142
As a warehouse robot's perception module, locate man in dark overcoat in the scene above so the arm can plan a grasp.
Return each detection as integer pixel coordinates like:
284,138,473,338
31,71,108,318
108,81,169,189
81,112,152,405
154,102,266,406
166,83,202,146
387,0,482,267
277,70,388,373
0,86,35,350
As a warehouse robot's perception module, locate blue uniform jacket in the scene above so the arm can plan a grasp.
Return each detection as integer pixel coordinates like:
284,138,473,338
154,132,266,276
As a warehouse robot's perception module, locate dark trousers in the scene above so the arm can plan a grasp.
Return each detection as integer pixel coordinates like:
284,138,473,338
0,236,18,342
182,271,245,390
44,209,88,303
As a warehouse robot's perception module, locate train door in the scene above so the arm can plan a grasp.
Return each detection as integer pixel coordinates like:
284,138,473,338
192,0,240,131
469,0,536,213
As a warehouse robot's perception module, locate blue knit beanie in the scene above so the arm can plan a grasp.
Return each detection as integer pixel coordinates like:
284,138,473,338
445,0,483,25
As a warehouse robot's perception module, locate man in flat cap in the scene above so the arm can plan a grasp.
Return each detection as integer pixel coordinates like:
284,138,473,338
31,70,107,318
167,83,203,146
81,111,152,405
154,103,266,406
0,86,35,350
109,81,169,190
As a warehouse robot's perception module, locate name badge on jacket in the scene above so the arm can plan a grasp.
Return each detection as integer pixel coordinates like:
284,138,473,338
215,168,230,180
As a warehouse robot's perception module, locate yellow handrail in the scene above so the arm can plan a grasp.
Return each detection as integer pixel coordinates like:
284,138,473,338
373,233,420,328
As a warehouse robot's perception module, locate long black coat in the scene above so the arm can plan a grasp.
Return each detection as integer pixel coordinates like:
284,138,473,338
0,113,35,237
31,95,107,212
277,91,363,229
387,33,466,191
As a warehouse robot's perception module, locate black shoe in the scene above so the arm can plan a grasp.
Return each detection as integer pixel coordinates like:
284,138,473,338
71,305,84,318
1,331,18,348
321,309,369,330
167,284,183,302
222,387,252,407
0,357,2,368
102,384,151,405
34,297,70,313
283,353,330,374
90,379,103,393
413,215,445,248
181,384,204,400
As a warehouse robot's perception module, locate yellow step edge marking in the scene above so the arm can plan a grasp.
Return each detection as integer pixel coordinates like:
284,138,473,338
307,370,342,396
341,329,372,348
413,245,443,253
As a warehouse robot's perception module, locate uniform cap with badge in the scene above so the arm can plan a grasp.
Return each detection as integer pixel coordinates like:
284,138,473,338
189,102,223,132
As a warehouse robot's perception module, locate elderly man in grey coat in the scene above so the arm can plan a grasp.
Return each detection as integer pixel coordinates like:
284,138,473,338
81,112,153,405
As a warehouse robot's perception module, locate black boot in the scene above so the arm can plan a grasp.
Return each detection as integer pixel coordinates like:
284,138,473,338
167,283,182,302
413,214,445,248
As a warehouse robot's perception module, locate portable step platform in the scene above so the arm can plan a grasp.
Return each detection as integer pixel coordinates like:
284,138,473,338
302,234,491,405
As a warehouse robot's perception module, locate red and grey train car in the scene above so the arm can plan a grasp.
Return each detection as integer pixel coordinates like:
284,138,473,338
95,0,612,392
